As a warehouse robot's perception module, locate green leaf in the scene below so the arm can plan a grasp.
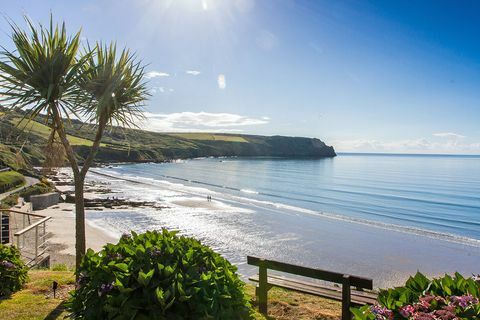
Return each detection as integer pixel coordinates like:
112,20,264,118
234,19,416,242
164,265,174,277
155,287,164,304
115,263,129,272
137,269,155,287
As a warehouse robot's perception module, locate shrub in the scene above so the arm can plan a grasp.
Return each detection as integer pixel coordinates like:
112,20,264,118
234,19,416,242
352,272,480,319
0,194,18,209
0,244,28,296
0,170,25,193
17,182,54,201
68,230,253,319
0,181,53,209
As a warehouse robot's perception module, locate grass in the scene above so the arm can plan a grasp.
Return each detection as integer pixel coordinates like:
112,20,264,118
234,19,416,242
169,132,249,143
0,170,25,193
0,181,54,209
246,285,341,320
0,270,341,320
10,117,103,147
0,270,74,320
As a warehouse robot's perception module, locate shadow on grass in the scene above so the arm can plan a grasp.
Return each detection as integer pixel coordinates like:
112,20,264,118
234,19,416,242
44,301,67,320
0,293,13,303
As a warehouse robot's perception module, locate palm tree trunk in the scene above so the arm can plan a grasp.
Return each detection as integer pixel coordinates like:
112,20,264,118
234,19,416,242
80,116,106,177
51,107,106,271
73,172,86,269
50,104,86,272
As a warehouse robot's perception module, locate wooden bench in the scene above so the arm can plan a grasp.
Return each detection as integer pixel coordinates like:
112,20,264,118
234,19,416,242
247,256,377,320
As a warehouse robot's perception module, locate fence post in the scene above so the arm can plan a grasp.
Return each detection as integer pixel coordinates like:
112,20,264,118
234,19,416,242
35,225,38,260
257,259,268,315
43,221,46,242
342,275,352,320
22,214,26,247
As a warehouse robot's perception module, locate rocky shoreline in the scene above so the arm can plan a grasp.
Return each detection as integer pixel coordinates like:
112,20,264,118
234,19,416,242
48,169,168,211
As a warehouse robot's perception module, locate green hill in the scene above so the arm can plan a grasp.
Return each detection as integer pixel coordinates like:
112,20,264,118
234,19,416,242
0,108,335,169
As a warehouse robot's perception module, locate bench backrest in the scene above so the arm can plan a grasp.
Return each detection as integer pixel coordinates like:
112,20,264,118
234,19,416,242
247,256,373,290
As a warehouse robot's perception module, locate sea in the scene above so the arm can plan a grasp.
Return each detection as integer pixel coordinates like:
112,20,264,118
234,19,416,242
83,153,480,288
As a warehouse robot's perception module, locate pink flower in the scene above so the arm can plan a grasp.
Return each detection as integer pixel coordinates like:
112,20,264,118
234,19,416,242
412,311,436,320
370,304,394,319
400,305,415,318
434,308,456,320
451,294,478,308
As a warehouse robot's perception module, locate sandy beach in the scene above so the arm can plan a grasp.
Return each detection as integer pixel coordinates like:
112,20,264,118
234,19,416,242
36,169,166,267
35,202,118,267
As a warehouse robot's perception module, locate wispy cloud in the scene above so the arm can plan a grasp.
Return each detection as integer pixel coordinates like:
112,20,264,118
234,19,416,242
145,71,170,79
142,111,269,132
186,70,201,76
150,86,174,94
332,138,480,154
217,74,226,89
433,132,466,139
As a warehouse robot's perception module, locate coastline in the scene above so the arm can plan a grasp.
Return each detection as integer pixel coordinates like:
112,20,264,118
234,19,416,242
42,164,480,288
43,169,164,267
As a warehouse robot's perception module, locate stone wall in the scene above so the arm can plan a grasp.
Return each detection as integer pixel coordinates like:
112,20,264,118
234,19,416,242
30,192,60,210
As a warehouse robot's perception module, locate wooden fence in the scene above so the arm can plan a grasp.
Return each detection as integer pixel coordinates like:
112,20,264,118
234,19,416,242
248,256,376,320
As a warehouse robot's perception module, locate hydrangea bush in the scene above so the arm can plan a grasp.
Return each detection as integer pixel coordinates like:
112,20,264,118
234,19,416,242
68,229,253,319
0,244,28,296
352,272,480,320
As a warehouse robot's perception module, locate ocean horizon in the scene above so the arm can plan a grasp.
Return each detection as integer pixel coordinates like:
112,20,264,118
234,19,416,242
338,152,480,157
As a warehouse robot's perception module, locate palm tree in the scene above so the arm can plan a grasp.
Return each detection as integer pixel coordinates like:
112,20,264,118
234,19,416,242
72,42,148,267
0,17,148,269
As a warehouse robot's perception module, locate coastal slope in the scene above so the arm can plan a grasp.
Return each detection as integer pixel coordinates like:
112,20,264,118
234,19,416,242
0,108,336,167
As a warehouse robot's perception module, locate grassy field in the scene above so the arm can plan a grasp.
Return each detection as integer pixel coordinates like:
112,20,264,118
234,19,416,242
0,271,74,320
169,132,249,143
0,170,25,193
10,117,103,147
0,270,341,320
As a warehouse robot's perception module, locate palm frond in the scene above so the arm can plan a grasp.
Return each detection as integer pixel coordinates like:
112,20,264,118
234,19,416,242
78,42,149,128
0,15,88,122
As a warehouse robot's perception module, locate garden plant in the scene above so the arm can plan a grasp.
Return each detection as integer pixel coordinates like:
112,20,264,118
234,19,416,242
0,244,28,296
352,272,480,320
68,229,253,319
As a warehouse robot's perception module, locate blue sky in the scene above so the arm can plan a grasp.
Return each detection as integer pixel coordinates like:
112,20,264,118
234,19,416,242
1,0,479,154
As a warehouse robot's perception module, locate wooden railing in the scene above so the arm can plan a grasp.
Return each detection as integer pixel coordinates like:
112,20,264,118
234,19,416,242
1,209,51,267
247,256,375,320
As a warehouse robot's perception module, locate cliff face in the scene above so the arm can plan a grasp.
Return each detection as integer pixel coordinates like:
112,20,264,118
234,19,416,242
75,135,336,163
193,135,336,158
0,109,336,167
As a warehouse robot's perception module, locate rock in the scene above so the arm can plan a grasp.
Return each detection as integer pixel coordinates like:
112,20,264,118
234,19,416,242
65,194,76,203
